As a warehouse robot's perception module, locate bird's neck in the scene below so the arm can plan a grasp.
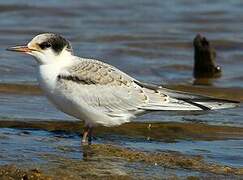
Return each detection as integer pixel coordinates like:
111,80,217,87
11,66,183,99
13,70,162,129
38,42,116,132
55,50,74,63
37,52,75,94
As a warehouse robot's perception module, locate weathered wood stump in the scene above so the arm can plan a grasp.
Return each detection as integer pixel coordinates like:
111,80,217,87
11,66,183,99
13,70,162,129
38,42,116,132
193,34,222,79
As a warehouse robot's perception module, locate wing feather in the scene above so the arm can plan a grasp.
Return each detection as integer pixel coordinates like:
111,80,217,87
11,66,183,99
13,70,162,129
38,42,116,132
56,59,150,120
54,58,238,127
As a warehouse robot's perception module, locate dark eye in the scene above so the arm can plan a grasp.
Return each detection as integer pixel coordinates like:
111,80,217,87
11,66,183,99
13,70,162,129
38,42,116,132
39,42,51,49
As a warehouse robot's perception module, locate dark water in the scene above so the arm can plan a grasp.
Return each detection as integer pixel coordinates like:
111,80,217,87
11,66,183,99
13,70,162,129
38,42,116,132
1,0,243,86
0,0,243,178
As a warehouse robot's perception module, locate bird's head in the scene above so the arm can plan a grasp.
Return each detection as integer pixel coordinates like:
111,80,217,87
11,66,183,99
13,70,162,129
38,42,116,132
7,33,73,65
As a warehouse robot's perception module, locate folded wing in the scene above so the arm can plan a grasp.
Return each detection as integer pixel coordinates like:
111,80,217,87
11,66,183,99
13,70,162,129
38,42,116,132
56,58,239,126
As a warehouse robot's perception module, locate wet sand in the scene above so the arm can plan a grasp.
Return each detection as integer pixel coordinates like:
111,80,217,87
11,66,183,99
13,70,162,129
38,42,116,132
1,120,243,141
0,83,41,95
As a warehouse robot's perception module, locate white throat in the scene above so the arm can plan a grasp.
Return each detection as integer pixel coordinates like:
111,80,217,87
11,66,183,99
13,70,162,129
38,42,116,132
37,51,75,96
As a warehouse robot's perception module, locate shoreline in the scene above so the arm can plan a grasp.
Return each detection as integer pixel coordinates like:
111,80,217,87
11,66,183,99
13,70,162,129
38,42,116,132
0,83,243,102
1,120,243,141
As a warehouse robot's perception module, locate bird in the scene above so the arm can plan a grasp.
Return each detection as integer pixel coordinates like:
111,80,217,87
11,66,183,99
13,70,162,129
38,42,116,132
7,33,239,145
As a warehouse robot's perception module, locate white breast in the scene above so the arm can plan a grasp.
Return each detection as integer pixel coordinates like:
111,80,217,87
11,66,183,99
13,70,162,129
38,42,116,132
37,57,135,127
38,61,88,120
38,63,80,118
38,64,59,94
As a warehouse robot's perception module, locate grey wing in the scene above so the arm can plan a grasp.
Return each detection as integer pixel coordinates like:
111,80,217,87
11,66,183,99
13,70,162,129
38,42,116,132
136,81,239,110
56,59,155,121
56,58,236,126
59,58,135,86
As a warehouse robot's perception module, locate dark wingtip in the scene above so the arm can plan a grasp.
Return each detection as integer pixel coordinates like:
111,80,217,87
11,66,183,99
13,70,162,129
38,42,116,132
6,47,14,51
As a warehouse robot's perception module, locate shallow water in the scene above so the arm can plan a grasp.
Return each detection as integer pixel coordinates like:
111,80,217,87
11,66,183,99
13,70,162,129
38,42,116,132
0,0,243,178
125,139,243,168
1,0,243,87
0,128,199,178
0,128,242,179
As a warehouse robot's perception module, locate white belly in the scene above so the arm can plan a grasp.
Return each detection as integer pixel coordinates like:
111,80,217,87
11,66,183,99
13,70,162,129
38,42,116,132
37,65,104,126
38,65,78,115
37,64,131,127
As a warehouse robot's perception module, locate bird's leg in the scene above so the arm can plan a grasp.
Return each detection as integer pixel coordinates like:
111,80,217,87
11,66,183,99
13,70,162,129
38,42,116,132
82,126,93,145
82,126,89,145
88,127,93,145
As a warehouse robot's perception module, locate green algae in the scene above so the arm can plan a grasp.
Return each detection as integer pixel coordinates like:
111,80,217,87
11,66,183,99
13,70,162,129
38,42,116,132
1,120,243,141
0,164,131,180
0,165,51,180
90,144,243,176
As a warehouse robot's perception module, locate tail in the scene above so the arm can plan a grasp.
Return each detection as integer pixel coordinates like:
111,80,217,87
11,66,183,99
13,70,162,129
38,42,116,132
159,87,239,110
136,81,240,111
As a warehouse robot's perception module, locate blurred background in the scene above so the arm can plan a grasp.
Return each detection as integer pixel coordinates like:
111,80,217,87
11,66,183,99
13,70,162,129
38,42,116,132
1,0,243,87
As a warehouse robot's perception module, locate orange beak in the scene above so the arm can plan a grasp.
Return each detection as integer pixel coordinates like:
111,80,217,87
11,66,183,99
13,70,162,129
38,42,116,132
6,45,35,53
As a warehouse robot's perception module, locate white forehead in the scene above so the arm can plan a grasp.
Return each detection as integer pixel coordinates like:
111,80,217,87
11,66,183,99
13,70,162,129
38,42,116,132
30,33,56,44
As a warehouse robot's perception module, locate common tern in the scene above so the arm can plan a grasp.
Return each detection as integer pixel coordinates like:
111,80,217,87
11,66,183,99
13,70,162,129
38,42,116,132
7,33,239,144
